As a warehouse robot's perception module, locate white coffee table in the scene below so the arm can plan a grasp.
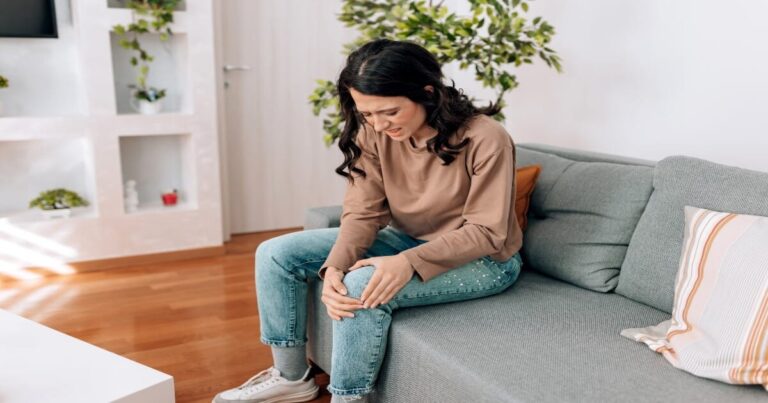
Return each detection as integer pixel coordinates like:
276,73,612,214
0,309,175,403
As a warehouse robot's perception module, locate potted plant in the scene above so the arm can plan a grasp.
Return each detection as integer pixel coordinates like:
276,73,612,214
0,74,8,116
113,0,180,114
29,188,90,219
309,0,562,146
128,84,166,114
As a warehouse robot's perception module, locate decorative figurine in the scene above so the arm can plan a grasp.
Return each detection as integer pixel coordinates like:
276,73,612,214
124,180,139,213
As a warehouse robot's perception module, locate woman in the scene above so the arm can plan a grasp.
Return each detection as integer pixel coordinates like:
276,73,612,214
214,39,524,403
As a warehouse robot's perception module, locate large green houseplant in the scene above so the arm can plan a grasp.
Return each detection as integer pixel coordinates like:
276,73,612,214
310,0,562,146
113,0,180,114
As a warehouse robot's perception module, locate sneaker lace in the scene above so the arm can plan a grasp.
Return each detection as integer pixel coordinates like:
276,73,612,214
237,367,282,393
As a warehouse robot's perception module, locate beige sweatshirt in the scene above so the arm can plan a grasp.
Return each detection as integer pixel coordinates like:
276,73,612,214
320,114,523,282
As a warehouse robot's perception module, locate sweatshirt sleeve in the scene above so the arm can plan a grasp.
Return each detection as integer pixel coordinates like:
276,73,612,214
319,129,391,279
400,144,515,282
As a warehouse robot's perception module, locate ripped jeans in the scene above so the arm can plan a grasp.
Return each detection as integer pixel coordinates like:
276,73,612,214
255,225,522,398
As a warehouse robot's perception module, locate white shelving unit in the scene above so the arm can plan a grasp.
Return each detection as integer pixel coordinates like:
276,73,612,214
0,0,222,271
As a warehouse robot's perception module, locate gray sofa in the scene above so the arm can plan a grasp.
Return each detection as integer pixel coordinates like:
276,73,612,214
302,143,768,402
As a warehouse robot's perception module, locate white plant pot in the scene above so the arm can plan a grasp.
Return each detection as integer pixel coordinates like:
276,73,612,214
130,98,163,115
42,208,72,219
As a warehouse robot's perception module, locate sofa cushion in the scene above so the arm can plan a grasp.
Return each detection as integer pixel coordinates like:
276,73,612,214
307,270,767,402
516,147,654,292
514,164,541,231
622,206,768,390
304,205,342,229
617,156,768,313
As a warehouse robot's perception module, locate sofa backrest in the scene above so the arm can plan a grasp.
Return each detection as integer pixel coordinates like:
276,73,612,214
616,156,768,313
517,144,655,292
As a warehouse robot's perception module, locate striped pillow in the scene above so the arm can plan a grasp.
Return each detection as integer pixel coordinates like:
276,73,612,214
621,206,768,391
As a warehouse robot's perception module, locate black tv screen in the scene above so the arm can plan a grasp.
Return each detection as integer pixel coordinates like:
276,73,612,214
0,0,58,38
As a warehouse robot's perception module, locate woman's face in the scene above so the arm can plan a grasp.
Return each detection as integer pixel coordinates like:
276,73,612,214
349,87,433,143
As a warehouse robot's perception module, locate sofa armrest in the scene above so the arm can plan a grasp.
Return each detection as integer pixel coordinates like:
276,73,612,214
304,205,342,229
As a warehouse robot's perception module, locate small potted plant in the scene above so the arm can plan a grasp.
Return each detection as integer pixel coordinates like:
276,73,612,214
129,84,166,114
0,74,8,116
29,188,90,219
113,0,180,115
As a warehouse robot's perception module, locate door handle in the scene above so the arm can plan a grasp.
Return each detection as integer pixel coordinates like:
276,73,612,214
223,64,252,72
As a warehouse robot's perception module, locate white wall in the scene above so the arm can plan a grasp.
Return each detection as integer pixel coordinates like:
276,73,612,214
0,0,86,116
452,0,768,173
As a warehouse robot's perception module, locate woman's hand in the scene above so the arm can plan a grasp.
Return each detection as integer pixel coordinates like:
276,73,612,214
348,255,415,309
321,266,365,321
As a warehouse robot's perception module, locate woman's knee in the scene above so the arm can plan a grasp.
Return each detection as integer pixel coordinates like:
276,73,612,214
256,228,338,262
342,266,376,298
255,233,301,276
257,230,305,258
255,236,276,264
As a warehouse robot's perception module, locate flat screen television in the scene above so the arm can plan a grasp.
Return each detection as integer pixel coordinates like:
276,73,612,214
0,0,58,38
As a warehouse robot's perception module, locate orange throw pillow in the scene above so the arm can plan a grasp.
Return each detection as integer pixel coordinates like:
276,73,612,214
515,165,541,231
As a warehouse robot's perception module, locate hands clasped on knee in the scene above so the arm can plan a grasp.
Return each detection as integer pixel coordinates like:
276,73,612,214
321,255,415,320
321,267,364,320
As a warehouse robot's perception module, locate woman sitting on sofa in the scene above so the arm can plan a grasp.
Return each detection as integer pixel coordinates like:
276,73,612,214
214,38,524,403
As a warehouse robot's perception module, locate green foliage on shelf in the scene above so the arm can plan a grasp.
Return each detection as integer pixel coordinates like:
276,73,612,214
0,75,8,89
29,188,89,210
129,85,166,102
113,0,181,101
309,0,562,146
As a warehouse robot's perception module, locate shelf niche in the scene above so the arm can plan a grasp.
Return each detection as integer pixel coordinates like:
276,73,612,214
119,133,196,214
0,137,97,221
110,31,191,115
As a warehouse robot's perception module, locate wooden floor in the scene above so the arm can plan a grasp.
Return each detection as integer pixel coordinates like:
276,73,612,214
0,229,332,403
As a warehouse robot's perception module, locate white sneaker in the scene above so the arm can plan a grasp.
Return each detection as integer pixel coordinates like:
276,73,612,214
212,366,319,403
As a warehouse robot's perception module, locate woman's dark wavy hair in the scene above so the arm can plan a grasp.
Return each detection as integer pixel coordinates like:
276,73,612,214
335,38,500,183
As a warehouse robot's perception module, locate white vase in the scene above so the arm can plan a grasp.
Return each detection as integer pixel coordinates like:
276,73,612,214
42,208,72,219
130,98,163,115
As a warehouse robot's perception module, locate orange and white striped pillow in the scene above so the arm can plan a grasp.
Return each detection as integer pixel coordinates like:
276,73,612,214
621,206,768,391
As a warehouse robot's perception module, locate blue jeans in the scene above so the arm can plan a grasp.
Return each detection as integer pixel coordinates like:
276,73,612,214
255,225,522,397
